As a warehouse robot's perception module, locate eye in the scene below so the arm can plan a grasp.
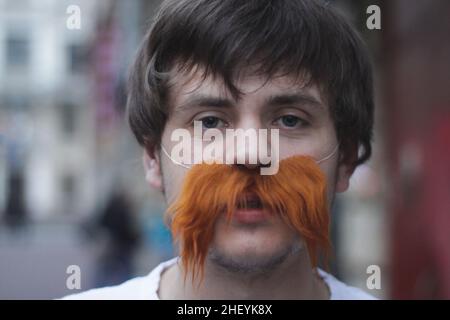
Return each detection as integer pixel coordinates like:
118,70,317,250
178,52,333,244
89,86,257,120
274,115,308,129
198,116,227,129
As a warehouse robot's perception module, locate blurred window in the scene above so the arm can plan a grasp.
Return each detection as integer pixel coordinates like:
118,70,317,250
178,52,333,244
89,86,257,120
6,35,30,69
61,174,76,212
3,94,29,111
60,103,77,138
67,44,88,73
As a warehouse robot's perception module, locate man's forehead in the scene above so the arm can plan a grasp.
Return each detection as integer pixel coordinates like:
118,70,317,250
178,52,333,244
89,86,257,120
168,64,326,108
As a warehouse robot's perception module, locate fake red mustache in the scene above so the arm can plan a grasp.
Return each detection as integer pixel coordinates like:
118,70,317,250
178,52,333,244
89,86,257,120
165,155,331,284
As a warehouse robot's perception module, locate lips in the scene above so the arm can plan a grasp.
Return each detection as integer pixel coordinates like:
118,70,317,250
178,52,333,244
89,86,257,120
233,193,268,223
236,193,263,209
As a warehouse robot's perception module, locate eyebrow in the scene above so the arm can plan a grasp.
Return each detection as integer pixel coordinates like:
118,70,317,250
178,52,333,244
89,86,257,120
266,93,324,109
174,91,323,113
174,94,234,113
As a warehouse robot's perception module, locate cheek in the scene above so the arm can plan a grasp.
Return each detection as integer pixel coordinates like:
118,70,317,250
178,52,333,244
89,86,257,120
161,159,189,205
278,139,323,159
277,132,337,162
319,162,339,205
278,137,339,190
160,128,191,204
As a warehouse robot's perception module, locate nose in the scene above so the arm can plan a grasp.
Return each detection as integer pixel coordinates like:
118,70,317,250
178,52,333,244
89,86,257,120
226,123,272,169
235,162,273,171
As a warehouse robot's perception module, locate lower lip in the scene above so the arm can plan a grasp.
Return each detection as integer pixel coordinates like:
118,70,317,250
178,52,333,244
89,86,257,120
232,208,268,224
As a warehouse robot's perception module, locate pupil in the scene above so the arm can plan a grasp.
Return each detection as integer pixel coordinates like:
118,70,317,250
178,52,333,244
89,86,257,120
282,115,298,127
203,117,218,128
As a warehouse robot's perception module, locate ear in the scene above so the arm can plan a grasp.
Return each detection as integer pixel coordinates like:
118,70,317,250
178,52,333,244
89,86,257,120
143,147,163,192
335,148,357,193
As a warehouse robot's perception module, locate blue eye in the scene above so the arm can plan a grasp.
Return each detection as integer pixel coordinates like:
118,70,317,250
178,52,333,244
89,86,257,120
199,116,225,129
281,115,298,127
275,115,307,128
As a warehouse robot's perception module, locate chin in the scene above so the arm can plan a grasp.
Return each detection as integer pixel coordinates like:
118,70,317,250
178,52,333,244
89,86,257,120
208,220,303,274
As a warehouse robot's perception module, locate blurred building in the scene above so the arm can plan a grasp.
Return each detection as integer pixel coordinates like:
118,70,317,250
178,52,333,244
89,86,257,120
0,0,168,299
383,0,450,299
0,0,103,221
0,0,163,214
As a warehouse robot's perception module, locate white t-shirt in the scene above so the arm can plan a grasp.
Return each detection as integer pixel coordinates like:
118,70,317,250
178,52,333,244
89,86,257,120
62,257,377,300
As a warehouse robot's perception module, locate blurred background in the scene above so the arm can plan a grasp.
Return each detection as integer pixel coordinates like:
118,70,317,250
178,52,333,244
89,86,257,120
0,0,449,299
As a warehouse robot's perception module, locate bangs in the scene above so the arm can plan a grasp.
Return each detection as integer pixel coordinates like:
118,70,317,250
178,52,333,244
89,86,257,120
129,0,374,167
148,0,345,99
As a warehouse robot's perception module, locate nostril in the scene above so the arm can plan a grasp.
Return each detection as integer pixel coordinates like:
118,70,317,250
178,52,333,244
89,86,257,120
260,161,272,167
235,163,263,171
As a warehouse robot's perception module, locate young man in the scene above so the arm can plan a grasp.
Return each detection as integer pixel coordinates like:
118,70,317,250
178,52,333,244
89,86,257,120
65,0,376,299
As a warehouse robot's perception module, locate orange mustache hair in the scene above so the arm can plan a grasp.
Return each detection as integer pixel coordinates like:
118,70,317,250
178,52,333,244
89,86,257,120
166,155,331,285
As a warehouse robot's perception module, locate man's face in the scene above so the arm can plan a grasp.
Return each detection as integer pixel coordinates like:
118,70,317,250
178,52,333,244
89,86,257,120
144,66,353,272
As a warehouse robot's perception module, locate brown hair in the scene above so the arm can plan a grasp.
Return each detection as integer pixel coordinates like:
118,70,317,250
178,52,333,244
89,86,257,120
127,0,374,166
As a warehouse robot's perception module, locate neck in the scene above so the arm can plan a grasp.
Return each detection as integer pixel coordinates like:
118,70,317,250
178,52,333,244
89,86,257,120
161,250,329,300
